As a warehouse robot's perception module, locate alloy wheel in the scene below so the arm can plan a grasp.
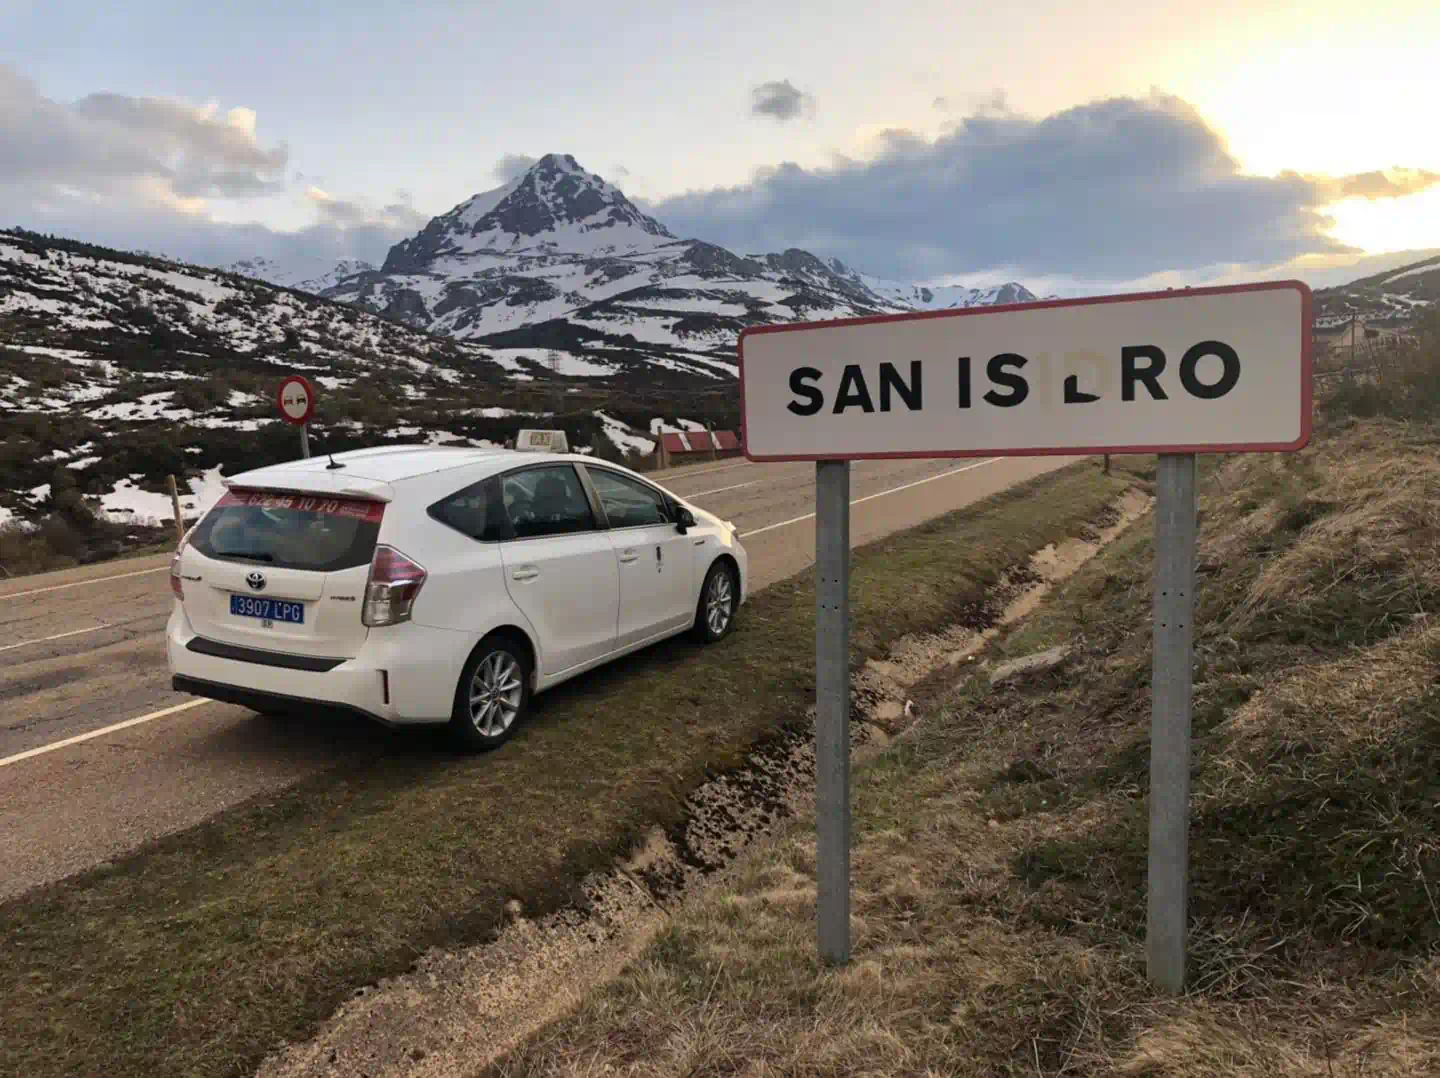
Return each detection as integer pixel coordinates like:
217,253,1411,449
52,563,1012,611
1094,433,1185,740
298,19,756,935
468,650,524,737
706,570,734,636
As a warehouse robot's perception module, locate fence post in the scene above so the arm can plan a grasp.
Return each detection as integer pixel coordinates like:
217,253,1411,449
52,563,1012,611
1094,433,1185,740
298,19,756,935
166,475,185,545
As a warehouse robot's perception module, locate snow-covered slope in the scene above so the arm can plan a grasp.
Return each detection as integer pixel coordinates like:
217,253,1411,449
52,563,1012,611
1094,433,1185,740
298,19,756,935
224,255,377,294
1314,254,1438,325
0,228,691,529
316,154,1038,356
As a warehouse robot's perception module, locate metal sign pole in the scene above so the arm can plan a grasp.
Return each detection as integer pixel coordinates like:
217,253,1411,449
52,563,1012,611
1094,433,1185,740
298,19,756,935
1148,452,1197,994
815,459,852,965
300,421,311,459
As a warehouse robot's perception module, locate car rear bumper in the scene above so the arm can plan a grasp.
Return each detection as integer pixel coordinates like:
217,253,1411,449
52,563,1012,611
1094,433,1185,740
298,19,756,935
170,674,402,727
166,605,476,724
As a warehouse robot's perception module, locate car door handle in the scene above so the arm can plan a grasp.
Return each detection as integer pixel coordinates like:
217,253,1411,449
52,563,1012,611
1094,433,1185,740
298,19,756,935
692,538,706,546
618,551,640,564
511,567,540,581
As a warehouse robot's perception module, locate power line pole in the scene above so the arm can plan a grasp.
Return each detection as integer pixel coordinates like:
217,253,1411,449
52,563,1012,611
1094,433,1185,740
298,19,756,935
545,349,563,419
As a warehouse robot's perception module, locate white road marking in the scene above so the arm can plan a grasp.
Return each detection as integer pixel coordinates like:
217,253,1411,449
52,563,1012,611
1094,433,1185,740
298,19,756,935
684,478,766,498
0,565,167,601
738,458,1000,539
0,699,209,769
0,623,112,654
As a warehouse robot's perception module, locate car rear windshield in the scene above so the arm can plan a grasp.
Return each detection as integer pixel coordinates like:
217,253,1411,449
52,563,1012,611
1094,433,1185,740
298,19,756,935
187,489,385,572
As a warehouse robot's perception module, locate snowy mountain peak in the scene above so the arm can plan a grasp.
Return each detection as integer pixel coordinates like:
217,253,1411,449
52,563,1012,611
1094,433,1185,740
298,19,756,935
382,154,675,274
223,255,375,293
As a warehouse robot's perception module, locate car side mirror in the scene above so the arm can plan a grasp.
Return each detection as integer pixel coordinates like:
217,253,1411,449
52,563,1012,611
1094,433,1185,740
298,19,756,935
676,506,696,534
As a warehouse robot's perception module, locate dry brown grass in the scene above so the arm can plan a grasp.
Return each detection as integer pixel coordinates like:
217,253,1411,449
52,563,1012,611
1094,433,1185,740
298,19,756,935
479,409,1440,1077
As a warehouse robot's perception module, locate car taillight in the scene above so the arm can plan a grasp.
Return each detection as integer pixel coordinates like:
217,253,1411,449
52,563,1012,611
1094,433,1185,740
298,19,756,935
362,545,427,627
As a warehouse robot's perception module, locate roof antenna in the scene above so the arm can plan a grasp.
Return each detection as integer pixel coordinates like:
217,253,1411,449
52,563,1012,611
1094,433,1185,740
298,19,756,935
320,432,344,470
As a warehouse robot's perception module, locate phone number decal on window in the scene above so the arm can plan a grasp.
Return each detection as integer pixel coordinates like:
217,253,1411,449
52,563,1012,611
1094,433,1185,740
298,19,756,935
219,490,386,522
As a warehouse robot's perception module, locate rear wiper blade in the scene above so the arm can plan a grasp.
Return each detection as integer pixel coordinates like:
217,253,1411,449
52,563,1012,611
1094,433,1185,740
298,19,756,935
214,550,275,563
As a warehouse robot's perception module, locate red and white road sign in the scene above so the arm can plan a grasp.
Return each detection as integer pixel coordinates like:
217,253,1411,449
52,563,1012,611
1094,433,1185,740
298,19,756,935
276,375,316,426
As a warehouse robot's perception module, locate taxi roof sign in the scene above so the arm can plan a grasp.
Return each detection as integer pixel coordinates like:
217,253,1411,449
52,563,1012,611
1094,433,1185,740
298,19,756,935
515,429,568,453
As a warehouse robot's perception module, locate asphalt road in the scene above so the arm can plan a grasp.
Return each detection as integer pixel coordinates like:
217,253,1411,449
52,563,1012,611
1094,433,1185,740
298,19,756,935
0,452,1077,900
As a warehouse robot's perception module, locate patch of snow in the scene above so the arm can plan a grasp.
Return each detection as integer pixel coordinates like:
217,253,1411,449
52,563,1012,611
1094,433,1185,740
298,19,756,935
65,455,103,471
595,412,656,456
1382,263,1440,286
97,465,229,524
488,347,616,378
86,392,193,422
5,345,92,361
188,416,265,431
649,417,708,436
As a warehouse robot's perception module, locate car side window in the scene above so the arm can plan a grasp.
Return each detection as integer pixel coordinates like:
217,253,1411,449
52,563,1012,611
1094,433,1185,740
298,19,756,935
501,465,596,539
429,477,504,543
587,468,672,528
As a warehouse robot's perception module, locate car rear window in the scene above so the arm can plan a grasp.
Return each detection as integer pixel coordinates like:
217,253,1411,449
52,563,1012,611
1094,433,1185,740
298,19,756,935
187,489,385,572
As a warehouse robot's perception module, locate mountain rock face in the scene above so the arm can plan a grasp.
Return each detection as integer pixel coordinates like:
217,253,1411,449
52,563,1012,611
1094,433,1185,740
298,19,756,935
285,154,1040,371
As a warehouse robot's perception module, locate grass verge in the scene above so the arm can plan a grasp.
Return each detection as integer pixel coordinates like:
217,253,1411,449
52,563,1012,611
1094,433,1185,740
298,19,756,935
0,457,1131,1078
476,412,1440,1076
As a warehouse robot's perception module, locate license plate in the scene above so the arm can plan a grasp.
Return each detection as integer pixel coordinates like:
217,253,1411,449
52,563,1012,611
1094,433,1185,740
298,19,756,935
230,594,305,624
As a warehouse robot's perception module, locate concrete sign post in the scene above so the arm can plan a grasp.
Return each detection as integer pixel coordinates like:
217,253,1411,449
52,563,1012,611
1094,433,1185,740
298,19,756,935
276,374,317,459
1149,453,1198,993
739,281,1311,985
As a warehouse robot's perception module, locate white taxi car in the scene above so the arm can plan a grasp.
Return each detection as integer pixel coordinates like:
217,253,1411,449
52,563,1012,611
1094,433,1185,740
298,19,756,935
167,445,747,751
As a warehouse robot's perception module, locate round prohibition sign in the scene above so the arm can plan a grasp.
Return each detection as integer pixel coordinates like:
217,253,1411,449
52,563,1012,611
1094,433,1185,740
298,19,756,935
276,374,317,426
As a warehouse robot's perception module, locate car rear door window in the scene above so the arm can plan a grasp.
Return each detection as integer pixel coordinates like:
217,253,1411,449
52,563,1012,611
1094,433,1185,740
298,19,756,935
586,468,672,529
187,490,384,572
429,476,504,542
500,465,596,539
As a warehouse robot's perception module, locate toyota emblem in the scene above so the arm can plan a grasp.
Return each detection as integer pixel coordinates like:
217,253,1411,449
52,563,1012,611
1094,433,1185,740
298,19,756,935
246,571,267,592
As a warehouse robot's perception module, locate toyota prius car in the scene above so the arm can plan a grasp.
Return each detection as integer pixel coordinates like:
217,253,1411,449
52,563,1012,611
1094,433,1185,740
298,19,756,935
167,445,747,750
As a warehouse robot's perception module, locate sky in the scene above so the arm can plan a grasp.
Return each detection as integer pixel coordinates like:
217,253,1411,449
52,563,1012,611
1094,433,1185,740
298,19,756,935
2,0,1437,294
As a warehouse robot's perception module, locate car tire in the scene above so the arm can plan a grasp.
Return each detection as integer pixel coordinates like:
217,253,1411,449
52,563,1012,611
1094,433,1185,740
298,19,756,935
692,559,739,644
448,633,532,752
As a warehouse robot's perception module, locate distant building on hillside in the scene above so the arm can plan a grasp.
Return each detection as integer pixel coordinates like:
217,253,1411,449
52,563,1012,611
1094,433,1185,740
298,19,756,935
655,430,742,468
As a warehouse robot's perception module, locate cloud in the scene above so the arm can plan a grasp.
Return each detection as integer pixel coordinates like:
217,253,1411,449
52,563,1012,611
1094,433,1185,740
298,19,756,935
750,79,815,122
304,185,427,232
1299,167,1440,202
0,66,287,202
2,66,427,270
493,153,538,182
648,90,1377,281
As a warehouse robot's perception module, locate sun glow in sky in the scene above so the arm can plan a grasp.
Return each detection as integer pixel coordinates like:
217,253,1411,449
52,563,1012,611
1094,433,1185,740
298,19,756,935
1152,4,1440,252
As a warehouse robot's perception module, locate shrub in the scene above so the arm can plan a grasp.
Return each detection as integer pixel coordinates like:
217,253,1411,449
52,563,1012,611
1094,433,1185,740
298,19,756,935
1320,319,1440,425
38,514,85,560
